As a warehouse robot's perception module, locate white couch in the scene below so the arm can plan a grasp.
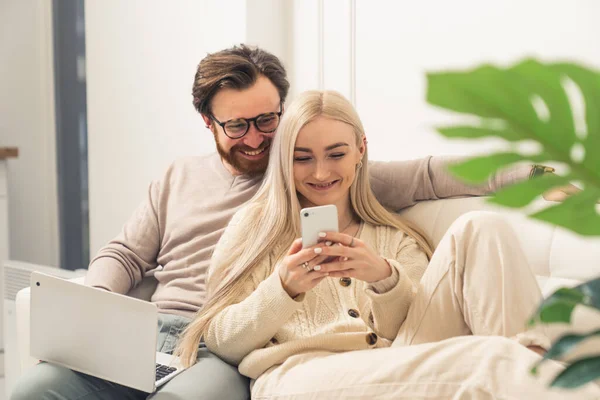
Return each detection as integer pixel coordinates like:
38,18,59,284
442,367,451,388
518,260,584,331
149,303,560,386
12,197,600,384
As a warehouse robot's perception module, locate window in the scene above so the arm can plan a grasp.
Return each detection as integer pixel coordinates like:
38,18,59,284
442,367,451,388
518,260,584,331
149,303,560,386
53,0,89,270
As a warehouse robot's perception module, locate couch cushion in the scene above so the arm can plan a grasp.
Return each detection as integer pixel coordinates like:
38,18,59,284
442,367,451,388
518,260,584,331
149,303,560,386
400,197,600,283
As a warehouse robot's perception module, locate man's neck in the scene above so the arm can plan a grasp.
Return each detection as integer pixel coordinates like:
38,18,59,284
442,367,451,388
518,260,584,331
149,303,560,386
218,156,265,181
220,158,243,176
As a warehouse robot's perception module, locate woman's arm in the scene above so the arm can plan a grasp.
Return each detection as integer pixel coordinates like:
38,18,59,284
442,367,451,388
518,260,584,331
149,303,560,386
362,236,429,340
204,209,303,365
204,271,303,365
317,230,429,341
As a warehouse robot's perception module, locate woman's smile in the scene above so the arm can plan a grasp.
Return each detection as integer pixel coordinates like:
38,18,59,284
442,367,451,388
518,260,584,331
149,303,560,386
306,179,341,192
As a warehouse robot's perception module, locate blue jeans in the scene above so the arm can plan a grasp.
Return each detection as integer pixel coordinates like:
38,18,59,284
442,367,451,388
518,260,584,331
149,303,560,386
10,313,250,399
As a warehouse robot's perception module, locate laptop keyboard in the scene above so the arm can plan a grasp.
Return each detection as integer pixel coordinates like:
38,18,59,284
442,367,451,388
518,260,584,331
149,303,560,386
156,363,177,381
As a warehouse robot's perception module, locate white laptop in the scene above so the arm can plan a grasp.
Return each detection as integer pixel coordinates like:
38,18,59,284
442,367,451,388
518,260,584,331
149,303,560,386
30,271,186,393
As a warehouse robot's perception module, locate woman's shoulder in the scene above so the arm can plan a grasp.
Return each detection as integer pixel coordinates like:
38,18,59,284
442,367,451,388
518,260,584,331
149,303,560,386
228,203,259,229
215,204,258,259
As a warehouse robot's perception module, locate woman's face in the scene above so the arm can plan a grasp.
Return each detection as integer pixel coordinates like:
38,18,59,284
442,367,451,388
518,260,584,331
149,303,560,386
293,116,364,208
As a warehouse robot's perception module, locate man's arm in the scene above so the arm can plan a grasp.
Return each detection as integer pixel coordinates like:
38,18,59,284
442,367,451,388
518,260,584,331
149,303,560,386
369,156,531,211
84,180,161,294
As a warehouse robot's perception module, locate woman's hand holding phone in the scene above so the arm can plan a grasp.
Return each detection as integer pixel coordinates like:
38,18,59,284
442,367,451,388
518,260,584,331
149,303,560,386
278,238,331,299
316,232,392,283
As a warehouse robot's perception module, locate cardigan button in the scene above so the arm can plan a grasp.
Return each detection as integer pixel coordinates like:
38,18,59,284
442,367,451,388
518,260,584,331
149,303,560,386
339,277,352,287
366,332,378,346
348,309,359,318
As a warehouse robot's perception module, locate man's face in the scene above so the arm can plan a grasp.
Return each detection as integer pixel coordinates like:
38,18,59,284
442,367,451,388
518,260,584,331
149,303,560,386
204,76,281,176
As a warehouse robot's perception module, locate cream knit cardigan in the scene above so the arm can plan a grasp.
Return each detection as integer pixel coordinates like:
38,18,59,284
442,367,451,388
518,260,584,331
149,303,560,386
205,210,429,379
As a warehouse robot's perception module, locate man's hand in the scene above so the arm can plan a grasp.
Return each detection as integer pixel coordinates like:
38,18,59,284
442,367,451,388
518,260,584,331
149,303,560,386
542,183,600,203
542,184,581,202
531,165,599,203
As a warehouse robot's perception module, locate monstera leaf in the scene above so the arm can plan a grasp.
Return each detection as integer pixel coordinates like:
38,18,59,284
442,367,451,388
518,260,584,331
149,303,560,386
427,60,600,236
525,278,600,388
427,60,600,389
529,277,600,326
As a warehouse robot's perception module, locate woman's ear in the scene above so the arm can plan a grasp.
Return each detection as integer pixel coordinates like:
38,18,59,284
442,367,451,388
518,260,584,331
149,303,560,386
359,135,367,156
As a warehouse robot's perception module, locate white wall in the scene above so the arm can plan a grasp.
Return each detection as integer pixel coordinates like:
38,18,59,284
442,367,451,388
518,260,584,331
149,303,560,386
292,0,600,162
1,1,599,266
83,0,600,258
85,0,291,255
246,0,294,85
0,0,59,267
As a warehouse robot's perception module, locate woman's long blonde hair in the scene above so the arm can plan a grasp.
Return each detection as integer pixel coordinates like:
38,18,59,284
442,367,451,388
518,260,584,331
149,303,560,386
176,90,433,366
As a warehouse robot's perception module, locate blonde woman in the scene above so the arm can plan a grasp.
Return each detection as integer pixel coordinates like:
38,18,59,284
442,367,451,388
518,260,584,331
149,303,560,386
176,91,599,399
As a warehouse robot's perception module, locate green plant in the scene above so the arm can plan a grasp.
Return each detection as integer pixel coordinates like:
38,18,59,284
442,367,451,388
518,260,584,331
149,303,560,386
426,59,600,388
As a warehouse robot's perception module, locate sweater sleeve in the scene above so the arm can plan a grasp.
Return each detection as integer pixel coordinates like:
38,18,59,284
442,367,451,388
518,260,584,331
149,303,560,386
362,235,429,341
85,179,162,294
204,271,303,366
369,156,531,211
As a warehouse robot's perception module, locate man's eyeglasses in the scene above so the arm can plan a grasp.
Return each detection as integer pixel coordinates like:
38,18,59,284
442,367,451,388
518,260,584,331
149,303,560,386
211,104,283,139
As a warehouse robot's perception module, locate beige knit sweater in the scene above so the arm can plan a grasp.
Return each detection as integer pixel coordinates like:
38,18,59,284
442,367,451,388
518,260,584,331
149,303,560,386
205,211,429,379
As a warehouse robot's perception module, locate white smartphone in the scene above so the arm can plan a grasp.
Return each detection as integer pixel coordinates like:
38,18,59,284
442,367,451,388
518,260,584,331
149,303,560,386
300,205,339,248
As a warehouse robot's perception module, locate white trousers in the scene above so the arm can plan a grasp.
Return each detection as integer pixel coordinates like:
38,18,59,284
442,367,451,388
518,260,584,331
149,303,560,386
252,212,600,399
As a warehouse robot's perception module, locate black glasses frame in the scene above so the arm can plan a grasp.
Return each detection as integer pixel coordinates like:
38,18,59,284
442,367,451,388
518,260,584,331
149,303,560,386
210,103,283,139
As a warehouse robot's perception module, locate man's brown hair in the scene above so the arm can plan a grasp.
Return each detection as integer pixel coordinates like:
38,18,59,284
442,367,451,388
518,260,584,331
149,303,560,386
192,44,289,116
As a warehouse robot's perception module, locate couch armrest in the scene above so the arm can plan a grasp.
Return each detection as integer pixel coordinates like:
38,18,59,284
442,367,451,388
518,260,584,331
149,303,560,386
16,275,158,377
16,284,41,372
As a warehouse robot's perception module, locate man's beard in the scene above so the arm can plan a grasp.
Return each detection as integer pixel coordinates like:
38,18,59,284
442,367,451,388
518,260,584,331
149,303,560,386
213,130,271,176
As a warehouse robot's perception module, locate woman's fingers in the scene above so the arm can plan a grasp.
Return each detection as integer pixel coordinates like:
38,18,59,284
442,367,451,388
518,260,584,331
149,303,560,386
318,231,362,248
310,273,330,284
318,244,355,259
295,256,327,272
319,260,356,274
308,254,330,271
288,244,329,268
287,238,304,255
327,269,355,278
